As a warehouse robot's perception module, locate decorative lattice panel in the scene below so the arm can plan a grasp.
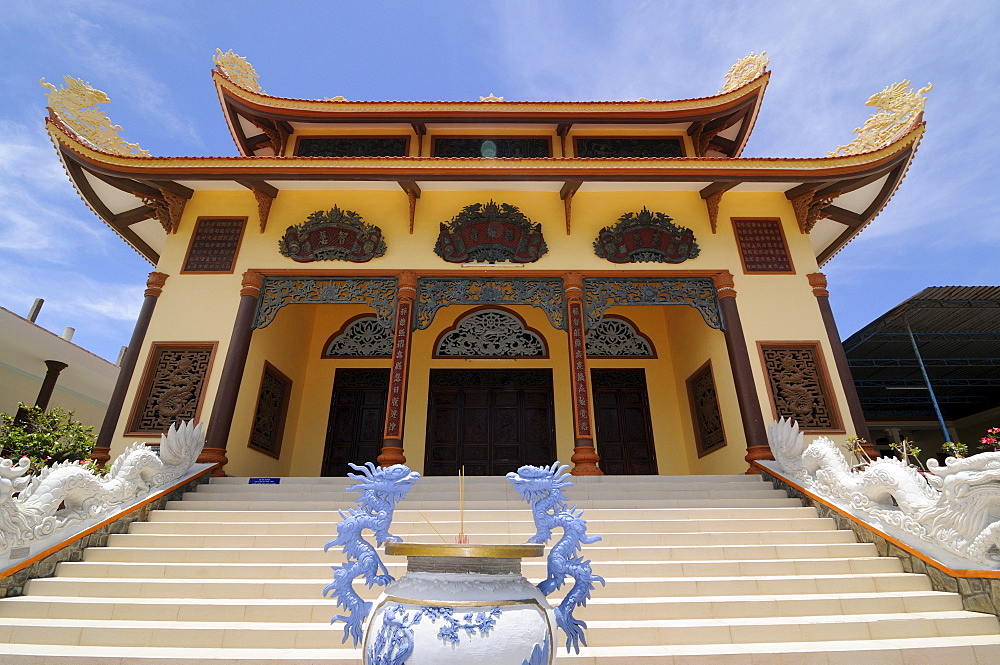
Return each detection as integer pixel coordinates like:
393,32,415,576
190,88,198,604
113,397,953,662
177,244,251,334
761,345,839,430
248,363,291,458
324,316,393,357
687,362,726,456
435,309,546,357
128,345,213,434
585,317,654,357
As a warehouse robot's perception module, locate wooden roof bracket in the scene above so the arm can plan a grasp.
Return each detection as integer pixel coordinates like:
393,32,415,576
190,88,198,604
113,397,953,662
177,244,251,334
560,180,582,235
236,180,279,232
557,123,573,157
784,183,840,234
398,180,421,233
411,123,426,156
246,115,289,156
700,182,738,233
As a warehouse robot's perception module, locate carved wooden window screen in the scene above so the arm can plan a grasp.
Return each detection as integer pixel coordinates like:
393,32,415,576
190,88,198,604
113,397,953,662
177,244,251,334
686,361,726,457
434,308,547,358
248,362,292,459
296,137,408,157
585,316,655,357
574,137,684,158
126,342,216,435
760,343,842,431
323,315,393,358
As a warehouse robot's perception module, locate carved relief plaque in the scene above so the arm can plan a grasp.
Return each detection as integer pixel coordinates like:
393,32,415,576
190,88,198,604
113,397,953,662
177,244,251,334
435,309,546,358
248,362,291,458
127,343,214,435
594,208,700,264
733,219,794,273
686,362,726,457
761,344,841,430
323,316,393,358
434,201,547,264
182,218,246,273
279,206,387,263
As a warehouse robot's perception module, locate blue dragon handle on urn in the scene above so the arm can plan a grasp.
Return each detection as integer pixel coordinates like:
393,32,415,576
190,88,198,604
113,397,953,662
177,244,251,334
507,461,605,654
324,462,421,645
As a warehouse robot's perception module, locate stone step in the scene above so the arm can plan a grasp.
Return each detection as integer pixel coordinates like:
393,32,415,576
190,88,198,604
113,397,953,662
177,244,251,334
85,541,877,563
105,528,859,549
2,637,998,664
0,611,996,649
55,556,903,580
204,473,766,486
0,590,964,623
22,572,935,599
172,496,801,510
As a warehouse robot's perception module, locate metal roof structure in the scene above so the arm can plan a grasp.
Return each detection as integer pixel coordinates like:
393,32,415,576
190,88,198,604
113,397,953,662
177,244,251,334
843,286,1000,423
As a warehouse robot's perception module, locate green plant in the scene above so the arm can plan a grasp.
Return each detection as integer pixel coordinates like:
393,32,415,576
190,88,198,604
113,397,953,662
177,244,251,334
0,404,98,473
889,438,926,471
942,441,968,458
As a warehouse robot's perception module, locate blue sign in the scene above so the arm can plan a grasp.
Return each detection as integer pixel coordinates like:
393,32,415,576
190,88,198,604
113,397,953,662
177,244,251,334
248,477,280,484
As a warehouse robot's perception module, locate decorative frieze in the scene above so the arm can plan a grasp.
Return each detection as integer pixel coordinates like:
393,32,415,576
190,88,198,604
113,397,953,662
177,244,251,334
279,206,386,263
593,208,700,264
435,309,546,358
254,277,397,329
127,344,215,435
415,277,564,330
434,201,547,264
686,362,726,456
583,277,722,330
248,363,291,458
760,344,841,430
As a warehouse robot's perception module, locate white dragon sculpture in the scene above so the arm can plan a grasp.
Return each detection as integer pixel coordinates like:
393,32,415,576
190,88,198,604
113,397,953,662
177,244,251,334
768,418,1000,566
0,420,205,557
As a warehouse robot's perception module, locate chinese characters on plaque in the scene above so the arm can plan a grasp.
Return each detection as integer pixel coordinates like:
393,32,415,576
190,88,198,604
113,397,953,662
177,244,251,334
733,219,793,273
182,218,246,272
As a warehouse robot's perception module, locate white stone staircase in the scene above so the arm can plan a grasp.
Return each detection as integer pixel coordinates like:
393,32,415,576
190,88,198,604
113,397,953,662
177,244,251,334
1,474,998,663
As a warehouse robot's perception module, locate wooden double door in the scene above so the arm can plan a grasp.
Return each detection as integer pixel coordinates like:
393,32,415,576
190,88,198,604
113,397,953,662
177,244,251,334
322,369,389,477
591,369,658,475
424,369,556,476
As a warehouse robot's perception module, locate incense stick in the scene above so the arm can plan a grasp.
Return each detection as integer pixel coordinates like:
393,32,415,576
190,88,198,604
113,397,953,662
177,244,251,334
418,512,448,543
457,466,468,544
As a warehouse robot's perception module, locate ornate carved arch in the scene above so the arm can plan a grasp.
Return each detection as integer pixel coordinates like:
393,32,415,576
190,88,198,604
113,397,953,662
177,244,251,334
585,315,656,358
322,314,394,358
433,307,548,358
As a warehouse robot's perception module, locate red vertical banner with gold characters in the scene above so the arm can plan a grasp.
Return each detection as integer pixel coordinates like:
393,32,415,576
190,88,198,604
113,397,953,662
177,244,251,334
378,273,417,467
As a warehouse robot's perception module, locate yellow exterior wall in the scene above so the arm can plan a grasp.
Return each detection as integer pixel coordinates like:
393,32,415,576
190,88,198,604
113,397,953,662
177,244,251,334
105,144,859,475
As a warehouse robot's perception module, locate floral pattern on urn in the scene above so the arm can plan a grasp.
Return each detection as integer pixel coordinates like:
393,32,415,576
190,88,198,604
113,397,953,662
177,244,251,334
434,201,547,264
593,207,700,264
279,206,387,262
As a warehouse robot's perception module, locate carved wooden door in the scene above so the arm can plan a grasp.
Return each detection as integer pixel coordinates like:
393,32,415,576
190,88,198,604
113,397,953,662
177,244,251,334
322,369,390,477
591,369,658,475
425,369,556,476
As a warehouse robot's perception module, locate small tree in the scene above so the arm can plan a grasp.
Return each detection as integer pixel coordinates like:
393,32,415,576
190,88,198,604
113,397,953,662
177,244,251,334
0,404,97,472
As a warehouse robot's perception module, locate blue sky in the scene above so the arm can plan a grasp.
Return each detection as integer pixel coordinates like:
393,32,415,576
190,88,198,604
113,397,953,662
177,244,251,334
1,0,998,361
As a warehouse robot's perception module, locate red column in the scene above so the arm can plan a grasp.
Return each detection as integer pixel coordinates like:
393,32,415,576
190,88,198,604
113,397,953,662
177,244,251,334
34,360,69,411
712,271,772,472
808,272,877,458
378,272,417,467
203,270,263,476
564,273,602,476
92,271,168,466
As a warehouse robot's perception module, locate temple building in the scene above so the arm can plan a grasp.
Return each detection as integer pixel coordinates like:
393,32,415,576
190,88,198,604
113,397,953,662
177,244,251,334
44,51,929,477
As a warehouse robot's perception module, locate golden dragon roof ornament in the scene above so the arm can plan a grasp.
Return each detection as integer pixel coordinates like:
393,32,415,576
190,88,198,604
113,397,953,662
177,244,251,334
41,76,149,157
213,48,264,93
830,80,932,156
721,52,769,92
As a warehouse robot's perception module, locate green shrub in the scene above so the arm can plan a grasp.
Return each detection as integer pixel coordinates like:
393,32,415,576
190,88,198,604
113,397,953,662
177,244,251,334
0,404,98,473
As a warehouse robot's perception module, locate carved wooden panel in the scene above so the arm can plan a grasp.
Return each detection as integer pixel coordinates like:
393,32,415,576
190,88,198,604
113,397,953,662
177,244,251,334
733,219,794,273
323,315,393,358
575,137,683,158
127,343,215,435
432,138,550,158
181,218,246,273
686,361,726,457
248,362,291,458
760,343,842,430
434,309,546,358
585,316,655,357
296,137,408,157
